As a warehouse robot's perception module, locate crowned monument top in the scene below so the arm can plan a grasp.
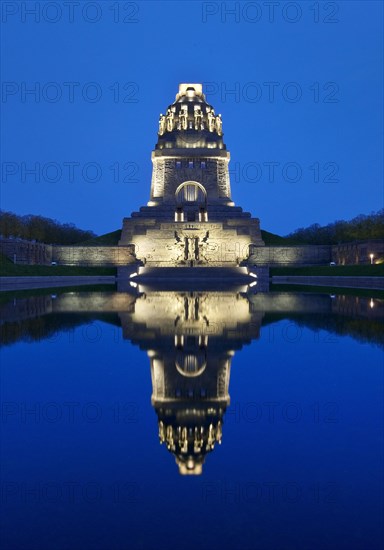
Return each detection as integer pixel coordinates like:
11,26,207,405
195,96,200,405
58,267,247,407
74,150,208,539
157,83,223,142
175,83,205,101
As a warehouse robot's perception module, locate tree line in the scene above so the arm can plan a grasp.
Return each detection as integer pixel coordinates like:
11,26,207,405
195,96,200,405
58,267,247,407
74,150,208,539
0,211,96,245
285,209,384,244
1,209,382,245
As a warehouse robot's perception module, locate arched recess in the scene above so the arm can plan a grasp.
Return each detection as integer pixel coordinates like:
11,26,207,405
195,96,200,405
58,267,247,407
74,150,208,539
175,352,207,377
175,181,207,204
175,181,208,222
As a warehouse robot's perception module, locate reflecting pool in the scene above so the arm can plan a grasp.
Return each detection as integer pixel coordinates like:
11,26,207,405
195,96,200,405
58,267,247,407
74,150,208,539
1,286,383,549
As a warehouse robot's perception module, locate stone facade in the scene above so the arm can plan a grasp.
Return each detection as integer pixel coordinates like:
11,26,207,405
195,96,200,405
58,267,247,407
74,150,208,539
52,245,134,266
0,239,135,266
250,244,332,266
0,238,52,265
119,83,264,267
3,237,382,268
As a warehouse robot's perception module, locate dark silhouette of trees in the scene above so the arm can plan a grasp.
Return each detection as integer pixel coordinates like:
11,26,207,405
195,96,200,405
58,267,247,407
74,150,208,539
1,209,382,246
285,209,384,244
0,211,96,244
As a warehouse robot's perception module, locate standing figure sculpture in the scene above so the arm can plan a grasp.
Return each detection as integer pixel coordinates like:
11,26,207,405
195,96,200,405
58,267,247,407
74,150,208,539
194,237,200,261
179,106,188,130
207,110,216,132
158,114,166,135
166,109,175,132
194,107,203,130
184,237,189,261
215,114,223,136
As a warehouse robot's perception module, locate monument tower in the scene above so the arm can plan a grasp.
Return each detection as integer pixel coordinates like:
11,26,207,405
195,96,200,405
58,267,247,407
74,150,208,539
119,83,264,269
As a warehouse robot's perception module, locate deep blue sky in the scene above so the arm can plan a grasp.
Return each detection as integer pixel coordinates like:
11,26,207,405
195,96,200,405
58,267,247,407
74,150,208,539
1,0,383,235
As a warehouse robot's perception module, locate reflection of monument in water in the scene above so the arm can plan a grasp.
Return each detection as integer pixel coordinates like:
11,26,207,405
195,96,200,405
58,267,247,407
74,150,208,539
2,289,382,473
119,291,263,474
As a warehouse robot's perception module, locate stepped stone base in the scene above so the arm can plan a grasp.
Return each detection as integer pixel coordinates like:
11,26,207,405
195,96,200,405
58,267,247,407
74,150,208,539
119,211,264,268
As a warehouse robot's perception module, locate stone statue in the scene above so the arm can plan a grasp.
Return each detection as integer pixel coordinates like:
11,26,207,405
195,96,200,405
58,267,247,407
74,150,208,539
180,427,188,453
207,110,215,132
197,231,210,264
194,426,204,452
179,106,188,130
194,237,200,261
215,115,222,136
166,425,175,451
166,109,174,132
168,232,185,262
194,107,203,130
184,237,189,261
158,114,166,135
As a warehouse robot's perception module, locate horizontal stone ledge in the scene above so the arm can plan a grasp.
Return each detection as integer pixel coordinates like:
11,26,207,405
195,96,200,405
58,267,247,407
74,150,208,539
152,149,229,158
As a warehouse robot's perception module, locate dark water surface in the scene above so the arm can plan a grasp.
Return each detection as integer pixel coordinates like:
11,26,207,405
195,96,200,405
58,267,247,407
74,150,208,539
1,287,383,550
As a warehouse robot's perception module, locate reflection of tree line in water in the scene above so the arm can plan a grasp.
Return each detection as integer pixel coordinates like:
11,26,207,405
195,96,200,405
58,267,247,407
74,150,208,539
0,313,121,347
1,293,382,348
262,312,384,349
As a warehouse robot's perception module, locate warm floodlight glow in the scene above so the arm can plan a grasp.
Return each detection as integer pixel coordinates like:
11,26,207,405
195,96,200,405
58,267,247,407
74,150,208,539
249,281,257,288
370,299,374,309
369,253,374,264
249,272,257,278
129,281,137,288
119,83,265,270
129,272,138,278
178,83,203,95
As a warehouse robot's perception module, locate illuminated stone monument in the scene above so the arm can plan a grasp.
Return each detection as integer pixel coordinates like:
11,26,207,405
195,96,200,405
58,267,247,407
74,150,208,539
119,83,264,270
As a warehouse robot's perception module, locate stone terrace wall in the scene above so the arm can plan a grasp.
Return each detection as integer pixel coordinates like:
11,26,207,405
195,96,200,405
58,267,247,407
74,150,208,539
0,239,53,265
2,238,383,267
0,239,135,266
52,246,135,266
249,244,331,266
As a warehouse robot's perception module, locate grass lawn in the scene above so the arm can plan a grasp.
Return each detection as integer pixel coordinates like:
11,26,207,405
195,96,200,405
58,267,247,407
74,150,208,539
270,265,384,277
